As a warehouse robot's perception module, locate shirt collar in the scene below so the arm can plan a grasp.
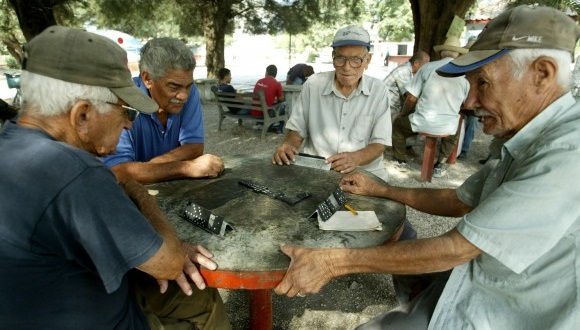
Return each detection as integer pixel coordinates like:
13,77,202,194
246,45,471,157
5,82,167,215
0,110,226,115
503,92,576,160
324,73,371,99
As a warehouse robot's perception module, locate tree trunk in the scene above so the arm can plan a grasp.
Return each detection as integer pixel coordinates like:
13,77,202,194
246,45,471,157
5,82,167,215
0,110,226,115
8,0,58,41
410,0,475,60
2,35,24,65
202,2,230,79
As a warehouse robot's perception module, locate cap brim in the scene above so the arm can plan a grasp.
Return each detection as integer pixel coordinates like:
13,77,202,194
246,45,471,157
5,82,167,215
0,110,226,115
110,85,159,114
331,40,371,48
437,49,511,77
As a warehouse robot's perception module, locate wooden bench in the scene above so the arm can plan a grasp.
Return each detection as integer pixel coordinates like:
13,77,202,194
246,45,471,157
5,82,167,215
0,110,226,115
211,86,288,139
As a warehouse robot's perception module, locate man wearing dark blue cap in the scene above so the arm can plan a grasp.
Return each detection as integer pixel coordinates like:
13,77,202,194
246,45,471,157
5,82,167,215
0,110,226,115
274,6,580,329
272,25,392,181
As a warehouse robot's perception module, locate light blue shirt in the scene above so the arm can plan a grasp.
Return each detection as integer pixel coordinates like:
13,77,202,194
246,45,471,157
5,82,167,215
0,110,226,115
429,94,580,329
406,58,469,135
103,77,205,167
383,62,412,113
285,71,392,180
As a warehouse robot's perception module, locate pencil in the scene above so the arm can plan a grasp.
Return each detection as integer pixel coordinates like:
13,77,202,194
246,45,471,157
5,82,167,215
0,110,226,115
344,204,358,216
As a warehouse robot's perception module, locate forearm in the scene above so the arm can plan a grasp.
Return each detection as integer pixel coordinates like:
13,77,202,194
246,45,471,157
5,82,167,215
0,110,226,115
284,130,304,150
376,185,472,217
352,143,386,166
112,161,191,185
400,94,417,117
150,143,204,163
119,179,182,252
330,229,480,276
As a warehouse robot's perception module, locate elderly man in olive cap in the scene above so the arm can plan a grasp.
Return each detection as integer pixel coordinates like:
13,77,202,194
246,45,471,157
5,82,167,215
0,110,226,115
0,26,230,329
274,6,580,329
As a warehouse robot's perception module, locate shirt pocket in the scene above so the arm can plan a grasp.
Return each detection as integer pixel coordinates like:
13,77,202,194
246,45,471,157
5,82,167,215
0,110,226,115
348,115,373,145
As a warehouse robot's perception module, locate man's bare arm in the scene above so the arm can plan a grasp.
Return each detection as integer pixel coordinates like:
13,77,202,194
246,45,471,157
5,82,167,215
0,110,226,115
149,143,203,163
326,143,385,174
341,171,472,217
400,93,418,117
272,130,304,165
275,229,481,297
111,144,224,184
118,179,184,280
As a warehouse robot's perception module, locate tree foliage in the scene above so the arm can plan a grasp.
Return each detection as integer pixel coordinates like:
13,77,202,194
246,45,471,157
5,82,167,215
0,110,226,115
12,0,570,76
371,0,415,41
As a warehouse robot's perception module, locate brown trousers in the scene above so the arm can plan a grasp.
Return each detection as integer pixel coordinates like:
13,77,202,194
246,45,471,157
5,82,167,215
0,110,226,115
132,271,232,330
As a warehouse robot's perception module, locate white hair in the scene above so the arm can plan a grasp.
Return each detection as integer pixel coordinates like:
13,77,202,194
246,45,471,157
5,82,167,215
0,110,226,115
20,71,118,116
507,49,571,91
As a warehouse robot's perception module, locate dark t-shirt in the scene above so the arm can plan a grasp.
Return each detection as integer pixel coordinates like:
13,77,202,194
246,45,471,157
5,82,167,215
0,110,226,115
287,64,308,84
218,83,241,114
0,122,162,329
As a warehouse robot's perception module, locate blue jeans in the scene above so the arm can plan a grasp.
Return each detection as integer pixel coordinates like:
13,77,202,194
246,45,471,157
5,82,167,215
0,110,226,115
461,115,479,154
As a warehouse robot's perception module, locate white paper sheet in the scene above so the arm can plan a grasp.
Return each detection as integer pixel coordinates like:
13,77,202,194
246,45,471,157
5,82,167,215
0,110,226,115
318,211,382,231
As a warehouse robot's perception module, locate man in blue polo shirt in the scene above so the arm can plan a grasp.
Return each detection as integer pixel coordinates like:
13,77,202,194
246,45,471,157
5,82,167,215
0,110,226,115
103,37,224,184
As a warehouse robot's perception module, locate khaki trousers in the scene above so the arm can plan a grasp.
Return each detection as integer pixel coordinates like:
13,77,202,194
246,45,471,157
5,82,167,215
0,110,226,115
132,271,232,330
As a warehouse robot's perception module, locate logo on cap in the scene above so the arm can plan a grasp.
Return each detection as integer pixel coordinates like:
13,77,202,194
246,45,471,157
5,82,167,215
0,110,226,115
512,35,543,43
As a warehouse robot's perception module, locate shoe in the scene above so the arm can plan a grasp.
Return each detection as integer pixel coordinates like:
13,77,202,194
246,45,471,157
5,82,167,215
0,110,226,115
479,155,491,165
395,160,408,172
433,163,446,178
457,151,468,160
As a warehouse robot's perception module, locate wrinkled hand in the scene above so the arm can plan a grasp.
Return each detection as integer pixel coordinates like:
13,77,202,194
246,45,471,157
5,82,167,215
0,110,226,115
340,171,388,197
326,152,358,174
274,245,335,297
272,143,299,165
187,154,224,178
158,243,217,295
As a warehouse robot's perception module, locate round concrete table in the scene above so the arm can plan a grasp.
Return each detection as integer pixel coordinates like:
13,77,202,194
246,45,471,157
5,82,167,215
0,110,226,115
150,154,406,330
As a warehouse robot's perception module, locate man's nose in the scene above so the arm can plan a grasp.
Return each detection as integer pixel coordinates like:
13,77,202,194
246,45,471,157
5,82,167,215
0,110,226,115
176,87,190,100
463,87,479,110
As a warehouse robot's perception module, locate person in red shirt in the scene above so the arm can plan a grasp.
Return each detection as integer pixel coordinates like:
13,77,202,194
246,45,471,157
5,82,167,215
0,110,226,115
252,65,285,132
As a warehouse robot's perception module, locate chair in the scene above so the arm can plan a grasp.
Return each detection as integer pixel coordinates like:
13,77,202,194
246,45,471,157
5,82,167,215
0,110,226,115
419,115,463,182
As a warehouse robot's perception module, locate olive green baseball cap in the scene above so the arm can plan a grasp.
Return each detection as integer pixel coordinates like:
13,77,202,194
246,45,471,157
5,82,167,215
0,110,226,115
438,6,580,76
22,25,158,114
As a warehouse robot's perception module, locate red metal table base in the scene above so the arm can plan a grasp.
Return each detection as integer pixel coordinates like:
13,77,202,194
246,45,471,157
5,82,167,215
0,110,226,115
200,268,286,330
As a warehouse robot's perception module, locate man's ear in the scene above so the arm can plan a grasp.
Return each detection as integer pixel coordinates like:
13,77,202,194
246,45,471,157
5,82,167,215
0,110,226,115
141,71,154,89
69,100,92,136
532,56,557,90
366,52,373,63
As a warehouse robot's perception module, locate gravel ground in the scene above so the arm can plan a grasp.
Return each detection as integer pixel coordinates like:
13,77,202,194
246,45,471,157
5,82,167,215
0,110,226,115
200,102,492,329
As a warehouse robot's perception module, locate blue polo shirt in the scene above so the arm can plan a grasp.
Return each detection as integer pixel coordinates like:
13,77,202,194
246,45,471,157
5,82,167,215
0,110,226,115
103,77,205,168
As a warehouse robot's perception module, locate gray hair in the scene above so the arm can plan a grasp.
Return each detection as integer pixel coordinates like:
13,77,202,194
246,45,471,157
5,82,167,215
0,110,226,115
508,49,571,91
20,71,117,117
139,38,196,81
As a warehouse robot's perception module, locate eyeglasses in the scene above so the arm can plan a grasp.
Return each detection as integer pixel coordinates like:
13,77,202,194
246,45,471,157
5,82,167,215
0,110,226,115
332,53,368,68
105,102,140,122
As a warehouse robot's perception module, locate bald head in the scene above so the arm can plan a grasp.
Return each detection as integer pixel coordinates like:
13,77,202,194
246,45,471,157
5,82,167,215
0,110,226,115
410,50,430,74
